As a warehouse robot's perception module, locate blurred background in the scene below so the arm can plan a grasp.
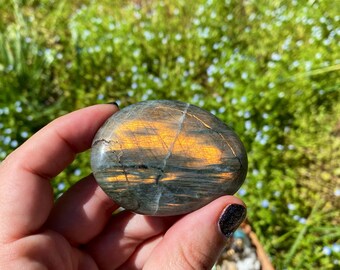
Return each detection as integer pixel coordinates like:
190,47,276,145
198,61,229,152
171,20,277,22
0,0,339,268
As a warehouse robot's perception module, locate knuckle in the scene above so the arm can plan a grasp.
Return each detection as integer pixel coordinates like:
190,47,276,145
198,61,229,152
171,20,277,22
177,240,215,270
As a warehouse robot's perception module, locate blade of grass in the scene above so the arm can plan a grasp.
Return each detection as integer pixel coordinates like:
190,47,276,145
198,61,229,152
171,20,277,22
283,201,322,268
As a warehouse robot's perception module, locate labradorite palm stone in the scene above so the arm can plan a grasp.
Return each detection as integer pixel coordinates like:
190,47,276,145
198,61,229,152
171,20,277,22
91,100,247,216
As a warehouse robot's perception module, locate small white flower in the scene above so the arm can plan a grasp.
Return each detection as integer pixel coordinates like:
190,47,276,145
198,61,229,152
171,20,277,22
322,246,332,256
241,96,247,103
238,188,246,196
216,96,222,103
274,191,281,197
3,136,11,145
256,182,263,189
263,125,270,132
21,131,29,138
223,81,235,89
276,144,284,150
293,215,300,221
10,140,18,148
268,82,275,89
241,72,248,80
207,77,214,84
299,217,307,224
105,76,113,82
176,56,185,64
4,128,11,134
74,169,81,176
261,199,269,208
58,182,66,190
206,65,216,76
287,203,296,210
333,244,340,253
97,94,104,100
175,33,182,40
218,107,226,113
271,52,281,61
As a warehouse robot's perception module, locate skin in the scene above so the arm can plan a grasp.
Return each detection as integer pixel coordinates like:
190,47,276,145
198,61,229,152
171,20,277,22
0,104,246,270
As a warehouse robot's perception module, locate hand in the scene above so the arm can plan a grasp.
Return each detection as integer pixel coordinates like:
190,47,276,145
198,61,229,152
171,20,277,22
0,104,246,270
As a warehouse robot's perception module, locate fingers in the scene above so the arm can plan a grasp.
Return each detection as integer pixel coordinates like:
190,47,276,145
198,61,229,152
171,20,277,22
143,196,246,270
117,235,163,270
46,175,119,245
83,196,245,270
0,104,118,242
85,212,179,269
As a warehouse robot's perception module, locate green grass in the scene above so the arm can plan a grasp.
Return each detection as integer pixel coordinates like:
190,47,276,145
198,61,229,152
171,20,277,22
0,0,339,268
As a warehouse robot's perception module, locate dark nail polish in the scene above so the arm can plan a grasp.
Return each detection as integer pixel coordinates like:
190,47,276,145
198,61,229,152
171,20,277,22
218,204,247,238
107,101,119,108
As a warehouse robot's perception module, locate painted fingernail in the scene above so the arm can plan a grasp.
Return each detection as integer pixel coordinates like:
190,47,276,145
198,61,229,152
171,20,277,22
218,204,247,238
107,101,119,108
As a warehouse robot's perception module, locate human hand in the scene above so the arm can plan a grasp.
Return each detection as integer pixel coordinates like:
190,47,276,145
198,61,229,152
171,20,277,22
0,104,246,270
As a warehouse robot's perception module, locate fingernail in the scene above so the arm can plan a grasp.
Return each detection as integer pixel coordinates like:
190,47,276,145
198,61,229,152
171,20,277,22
107,101,119,108
218,204,246,238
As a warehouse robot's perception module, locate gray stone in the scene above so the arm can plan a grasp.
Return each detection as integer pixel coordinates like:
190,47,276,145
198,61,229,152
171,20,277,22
91,100,247,216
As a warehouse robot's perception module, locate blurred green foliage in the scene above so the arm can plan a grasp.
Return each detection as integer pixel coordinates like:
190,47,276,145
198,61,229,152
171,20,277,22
0,0,339,268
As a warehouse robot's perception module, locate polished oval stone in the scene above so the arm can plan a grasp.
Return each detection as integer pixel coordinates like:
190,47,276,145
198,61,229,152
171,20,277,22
91,100,247,216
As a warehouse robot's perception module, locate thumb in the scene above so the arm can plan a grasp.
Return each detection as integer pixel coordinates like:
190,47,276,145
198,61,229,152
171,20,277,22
145,196,247,270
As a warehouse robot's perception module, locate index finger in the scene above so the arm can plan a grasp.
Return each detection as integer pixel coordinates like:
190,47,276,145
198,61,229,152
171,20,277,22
0,104,118,243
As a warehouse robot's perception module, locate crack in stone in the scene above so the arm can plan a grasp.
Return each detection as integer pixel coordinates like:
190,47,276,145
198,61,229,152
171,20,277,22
92,138,114,147
222,135,237,157
157,103,190,184
95,133,139,187
153,187,163,215
217,132,243,168
185,113,242,169
115,142,130,185
185,113,238,160
185,112,213,129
